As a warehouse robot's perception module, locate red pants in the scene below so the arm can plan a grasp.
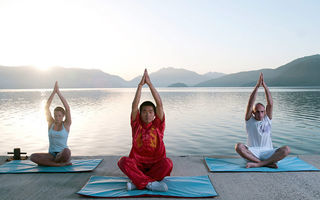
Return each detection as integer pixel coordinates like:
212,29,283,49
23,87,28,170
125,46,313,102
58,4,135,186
118,156,173,189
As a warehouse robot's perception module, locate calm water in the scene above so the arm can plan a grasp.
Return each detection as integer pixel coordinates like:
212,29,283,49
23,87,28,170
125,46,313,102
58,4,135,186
0,87,319,156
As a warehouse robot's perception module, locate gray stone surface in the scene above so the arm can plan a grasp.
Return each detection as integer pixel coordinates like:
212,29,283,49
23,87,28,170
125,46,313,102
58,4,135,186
0,155,319,200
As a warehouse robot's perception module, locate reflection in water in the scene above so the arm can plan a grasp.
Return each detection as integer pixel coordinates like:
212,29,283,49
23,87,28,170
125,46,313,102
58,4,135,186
0,88,319,156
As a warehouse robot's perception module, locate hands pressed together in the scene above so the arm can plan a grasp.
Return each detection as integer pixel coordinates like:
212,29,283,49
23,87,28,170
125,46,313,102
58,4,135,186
54,81,61,93
256,73,267,88
139,69,152,87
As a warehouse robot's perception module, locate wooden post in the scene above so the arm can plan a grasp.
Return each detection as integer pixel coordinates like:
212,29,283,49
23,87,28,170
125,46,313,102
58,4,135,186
7,148,27,160
13,148,21,160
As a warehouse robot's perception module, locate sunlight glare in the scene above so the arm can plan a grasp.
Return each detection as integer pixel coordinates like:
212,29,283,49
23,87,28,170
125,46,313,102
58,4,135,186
34,64,52,71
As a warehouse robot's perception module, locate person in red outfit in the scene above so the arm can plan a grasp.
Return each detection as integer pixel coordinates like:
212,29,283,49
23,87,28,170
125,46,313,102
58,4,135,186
118,69,173,192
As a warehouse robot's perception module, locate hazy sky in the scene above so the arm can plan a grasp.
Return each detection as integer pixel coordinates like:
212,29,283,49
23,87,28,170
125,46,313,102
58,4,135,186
0,0,319,80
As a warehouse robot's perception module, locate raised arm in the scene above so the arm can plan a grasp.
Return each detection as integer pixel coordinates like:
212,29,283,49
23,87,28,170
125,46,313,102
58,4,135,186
45,83,56,126
144,69,164,121
245,73,262,121
131,72,145,121
55,82,72,127
262,74,273,119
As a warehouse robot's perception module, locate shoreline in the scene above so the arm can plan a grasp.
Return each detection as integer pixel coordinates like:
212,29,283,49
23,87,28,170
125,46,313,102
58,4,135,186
1,155,320,200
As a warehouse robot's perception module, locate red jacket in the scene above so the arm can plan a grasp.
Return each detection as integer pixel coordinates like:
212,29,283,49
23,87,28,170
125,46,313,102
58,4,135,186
129,112,166,164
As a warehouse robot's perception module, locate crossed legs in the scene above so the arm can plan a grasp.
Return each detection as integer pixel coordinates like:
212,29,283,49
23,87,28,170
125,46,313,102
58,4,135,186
235,143,290,168
118,156,173,189
30,148,72,166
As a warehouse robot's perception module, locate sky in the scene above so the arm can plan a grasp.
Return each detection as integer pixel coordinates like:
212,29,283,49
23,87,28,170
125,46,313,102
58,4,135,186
0,0,319,80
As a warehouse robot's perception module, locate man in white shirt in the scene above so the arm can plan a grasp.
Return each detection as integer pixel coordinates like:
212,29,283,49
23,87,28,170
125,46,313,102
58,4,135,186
235,73,290,168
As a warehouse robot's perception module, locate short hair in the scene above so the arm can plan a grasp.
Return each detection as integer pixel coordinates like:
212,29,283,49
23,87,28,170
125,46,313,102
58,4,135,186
54,106,65,115
253,102,265,111
139,101,156,114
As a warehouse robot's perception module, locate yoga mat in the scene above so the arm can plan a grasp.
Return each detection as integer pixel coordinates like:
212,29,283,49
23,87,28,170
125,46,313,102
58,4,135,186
205,157,319,172
0,159,102,173
77,175,218,198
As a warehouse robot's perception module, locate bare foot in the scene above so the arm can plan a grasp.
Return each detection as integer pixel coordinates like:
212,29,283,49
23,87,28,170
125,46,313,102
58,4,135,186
59,162,72,166
246,162,278,169
265,163,278,168
246,162,261,168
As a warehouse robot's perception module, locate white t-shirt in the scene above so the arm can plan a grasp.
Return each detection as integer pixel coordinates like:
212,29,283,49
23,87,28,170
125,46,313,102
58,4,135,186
246,115,273,149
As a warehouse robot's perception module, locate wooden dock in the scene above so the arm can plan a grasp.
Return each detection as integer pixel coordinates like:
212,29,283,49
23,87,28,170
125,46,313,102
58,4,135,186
0,155,319,200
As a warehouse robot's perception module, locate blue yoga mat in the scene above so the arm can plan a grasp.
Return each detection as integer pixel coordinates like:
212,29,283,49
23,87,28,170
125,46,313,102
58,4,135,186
205,156,319,172
77,175,218,198
0,159,102,173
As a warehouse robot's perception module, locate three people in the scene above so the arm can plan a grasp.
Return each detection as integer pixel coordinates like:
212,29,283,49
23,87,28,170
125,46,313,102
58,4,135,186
118,69,173,192
30,81,72,166
29,71,291,191
235,73,290,168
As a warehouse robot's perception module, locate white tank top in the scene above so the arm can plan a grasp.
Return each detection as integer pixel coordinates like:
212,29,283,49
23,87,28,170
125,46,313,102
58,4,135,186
246,115,273,149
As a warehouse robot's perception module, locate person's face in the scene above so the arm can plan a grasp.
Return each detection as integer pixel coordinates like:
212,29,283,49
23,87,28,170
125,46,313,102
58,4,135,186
253,104,265,121
140,106,155,124
54,111,64,123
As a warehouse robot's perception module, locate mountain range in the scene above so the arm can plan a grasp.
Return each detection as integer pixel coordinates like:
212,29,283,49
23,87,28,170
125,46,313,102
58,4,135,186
0,66,224,89
126,67,225,87
0,54,319,89
196,54,320,87
0,66,127,89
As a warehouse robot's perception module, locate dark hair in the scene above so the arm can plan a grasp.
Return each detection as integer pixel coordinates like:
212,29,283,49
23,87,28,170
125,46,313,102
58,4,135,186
139,101,156,114
54,106,65,115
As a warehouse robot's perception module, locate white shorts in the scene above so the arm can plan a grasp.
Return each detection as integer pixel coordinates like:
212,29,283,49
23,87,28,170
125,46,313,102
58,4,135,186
247,147,278,161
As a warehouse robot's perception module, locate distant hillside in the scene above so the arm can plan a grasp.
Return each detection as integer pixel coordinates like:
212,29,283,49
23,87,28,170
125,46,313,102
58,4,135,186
196,55,320,87
202,72,225,80
270,55,320,86
0,66,127,89
168,82,188,87
128,67,225,87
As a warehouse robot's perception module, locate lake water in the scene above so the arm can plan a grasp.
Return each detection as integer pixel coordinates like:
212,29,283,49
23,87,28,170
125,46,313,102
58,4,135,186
0,87,319,156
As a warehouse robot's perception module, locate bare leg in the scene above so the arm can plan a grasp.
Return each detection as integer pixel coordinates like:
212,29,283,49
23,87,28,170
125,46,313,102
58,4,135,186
235,143,260,163
55,148,72,165
246,146,290,168
30,150,71,167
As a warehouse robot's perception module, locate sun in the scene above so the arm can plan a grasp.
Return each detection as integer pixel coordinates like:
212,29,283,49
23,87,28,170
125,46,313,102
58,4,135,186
34,64,52,71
